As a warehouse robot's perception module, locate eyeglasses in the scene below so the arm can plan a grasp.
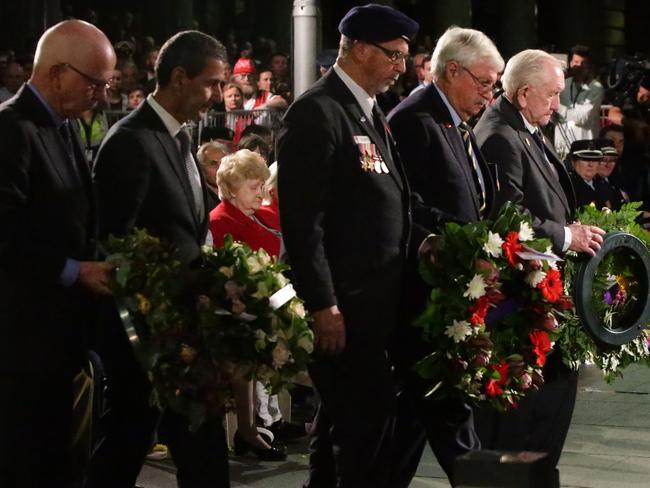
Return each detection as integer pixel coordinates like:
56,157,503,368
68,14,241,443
461,66,496,93
367,42,409,64
63,63,111,91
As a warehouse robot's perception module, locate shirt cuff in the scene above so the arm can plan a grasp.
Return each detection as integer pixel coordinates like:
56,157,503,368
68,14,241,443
59,258,81,287
562,226,572,252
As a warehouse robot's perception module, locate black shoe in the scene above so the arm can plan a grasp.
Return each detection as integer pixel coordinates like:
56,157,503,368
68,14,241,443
233,431,287,461
269,420,307,442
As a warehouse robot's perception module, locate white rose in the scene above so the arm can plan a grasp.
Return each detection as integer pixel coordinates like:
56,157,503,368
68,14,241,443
272,341,290,368
219,266,234,278
289,300,306,318
257,249,271,266
297,334,314,354
246,256,262,274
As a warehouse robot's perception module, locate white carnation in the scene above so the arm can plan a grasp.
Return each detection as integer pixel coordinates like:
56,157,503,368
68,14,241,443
483,231,504,258
525,270,547,287
518,221,535,241
445,320,473,343
463,274,487,299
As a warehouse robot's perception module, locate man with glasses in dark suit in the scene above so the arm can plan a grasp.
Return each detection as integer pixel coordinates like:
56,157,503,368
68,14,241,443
0,20,116,487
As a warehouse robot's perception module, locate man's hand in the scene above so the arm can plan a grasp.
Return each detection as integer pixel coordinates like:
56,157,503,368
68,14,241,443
312,305,345,355
568,223,606,256
78,261,115,295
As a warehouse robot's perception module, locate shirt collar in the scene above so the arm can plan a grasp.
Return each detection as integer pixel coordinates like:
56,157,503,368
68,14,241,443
147,94,185,138
502,94,538,134
333,63,375,122
433,81,462,127
26,82,65,128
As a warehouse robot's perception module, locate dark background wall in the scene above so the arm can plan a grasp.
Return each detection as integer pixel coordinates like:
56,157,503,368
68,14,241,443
1,0,649,64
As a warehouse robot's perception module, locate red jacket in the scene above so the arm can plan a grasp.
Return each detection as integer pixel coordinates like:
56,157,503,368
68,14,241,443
209,199,281,257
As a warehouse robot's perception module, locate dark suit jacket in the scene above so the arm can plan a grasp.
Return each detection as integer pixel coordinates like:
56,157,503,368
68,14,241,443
94,100,209,264
0,85,96,375
388,83,496,234
277,69,411,340
474,95,576,254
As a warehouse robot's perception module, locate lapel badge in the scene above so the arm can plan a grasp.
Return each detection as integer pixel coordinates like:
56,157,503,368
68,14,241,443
525,137,531,147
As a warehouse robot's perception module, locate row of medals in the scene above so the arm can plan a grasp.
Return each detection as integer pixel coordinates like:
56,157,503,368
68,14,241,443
361,148,390,174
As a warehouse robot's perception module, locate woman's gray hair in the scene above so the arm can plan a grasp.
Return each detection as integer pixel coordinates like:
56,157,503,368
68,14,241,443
501,49,563,98
431,26,504,79
197,140,230,165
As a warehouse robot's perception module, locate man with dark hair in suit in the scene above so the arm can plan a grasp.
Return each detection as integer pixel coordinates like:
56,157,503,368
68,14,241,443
90,30,230,488
387,26,503,486
277,4,417,487
0,19,116,487
473,49,605,486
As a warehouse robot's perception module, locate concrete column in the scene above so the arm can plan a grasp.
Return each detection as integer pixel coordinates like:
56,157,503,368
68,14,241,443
292,0,320,98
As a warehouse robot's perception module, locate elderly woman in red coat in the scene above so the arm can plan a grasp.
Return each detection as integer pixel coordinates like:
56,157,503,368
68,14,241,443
209,149,280,256
208,149,285,460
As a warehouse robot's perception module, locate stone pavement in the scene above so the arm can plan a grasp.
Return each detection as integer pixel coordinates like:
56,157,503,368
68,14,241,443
137,363,650,487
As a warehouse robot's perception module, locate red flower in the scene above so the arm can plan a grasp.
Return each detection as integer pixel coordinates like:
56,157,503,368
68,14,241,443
529,330,552,367
492,360,510,385
501,231,523,267
485,379,503,397
555,295,573,310
469,296,491,326
487,289,506,304
538,268,563,303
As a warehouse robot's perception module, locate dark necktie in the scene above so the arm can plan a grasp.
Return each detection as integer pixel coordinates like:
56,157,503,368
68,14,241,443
458,122,486,215
176,127,204,222
532,129,559,180
59,120,83,181
372,102,388,147
59,120,75,163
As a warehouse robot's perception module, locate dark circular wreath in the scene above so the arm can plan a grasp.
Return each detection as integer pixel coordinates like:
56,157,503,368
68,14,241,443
573,231,650,346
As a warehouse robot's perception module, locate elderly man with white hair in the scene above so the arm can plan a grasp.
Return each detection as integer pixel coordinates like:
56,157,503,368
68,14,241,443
473,49,605,485
388,26,504,487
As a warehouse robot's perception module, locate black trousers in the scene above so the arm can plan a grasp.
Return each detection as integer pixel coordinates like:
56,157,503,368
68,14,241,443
86,304,230,488
0,363,92,488
304,343,397,488
473,356,578,486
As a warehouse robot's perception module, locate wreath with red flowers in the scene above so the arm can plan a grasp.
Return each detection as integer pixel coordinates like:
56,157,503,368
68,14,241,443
415,203,572,411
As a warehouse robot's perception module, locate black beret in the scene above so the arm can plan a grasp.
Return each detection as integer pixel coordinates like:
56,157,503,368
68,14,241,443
594,137,618,156
570,139,603,161
338,4,419,43
316,49,338,69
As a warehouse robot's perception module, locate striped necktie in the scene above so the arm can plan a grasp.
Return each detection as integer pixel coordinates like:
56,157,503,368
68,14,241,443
458,122,486,215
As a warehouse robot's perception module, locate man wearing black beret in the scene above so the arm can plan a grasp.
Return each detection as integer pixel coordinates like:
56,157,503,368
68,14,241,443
277,4,418,487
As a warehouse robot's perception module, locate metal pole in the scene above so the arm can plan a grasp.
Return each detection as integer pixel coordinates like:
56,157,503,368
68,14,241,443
292,0,320,99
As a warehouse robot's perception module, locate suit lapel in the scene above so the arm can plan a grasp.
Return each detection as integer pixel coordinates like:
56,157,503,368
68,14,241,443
155,129,202,230
328,72,405,192
518,130,571,214
428,87,481,216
